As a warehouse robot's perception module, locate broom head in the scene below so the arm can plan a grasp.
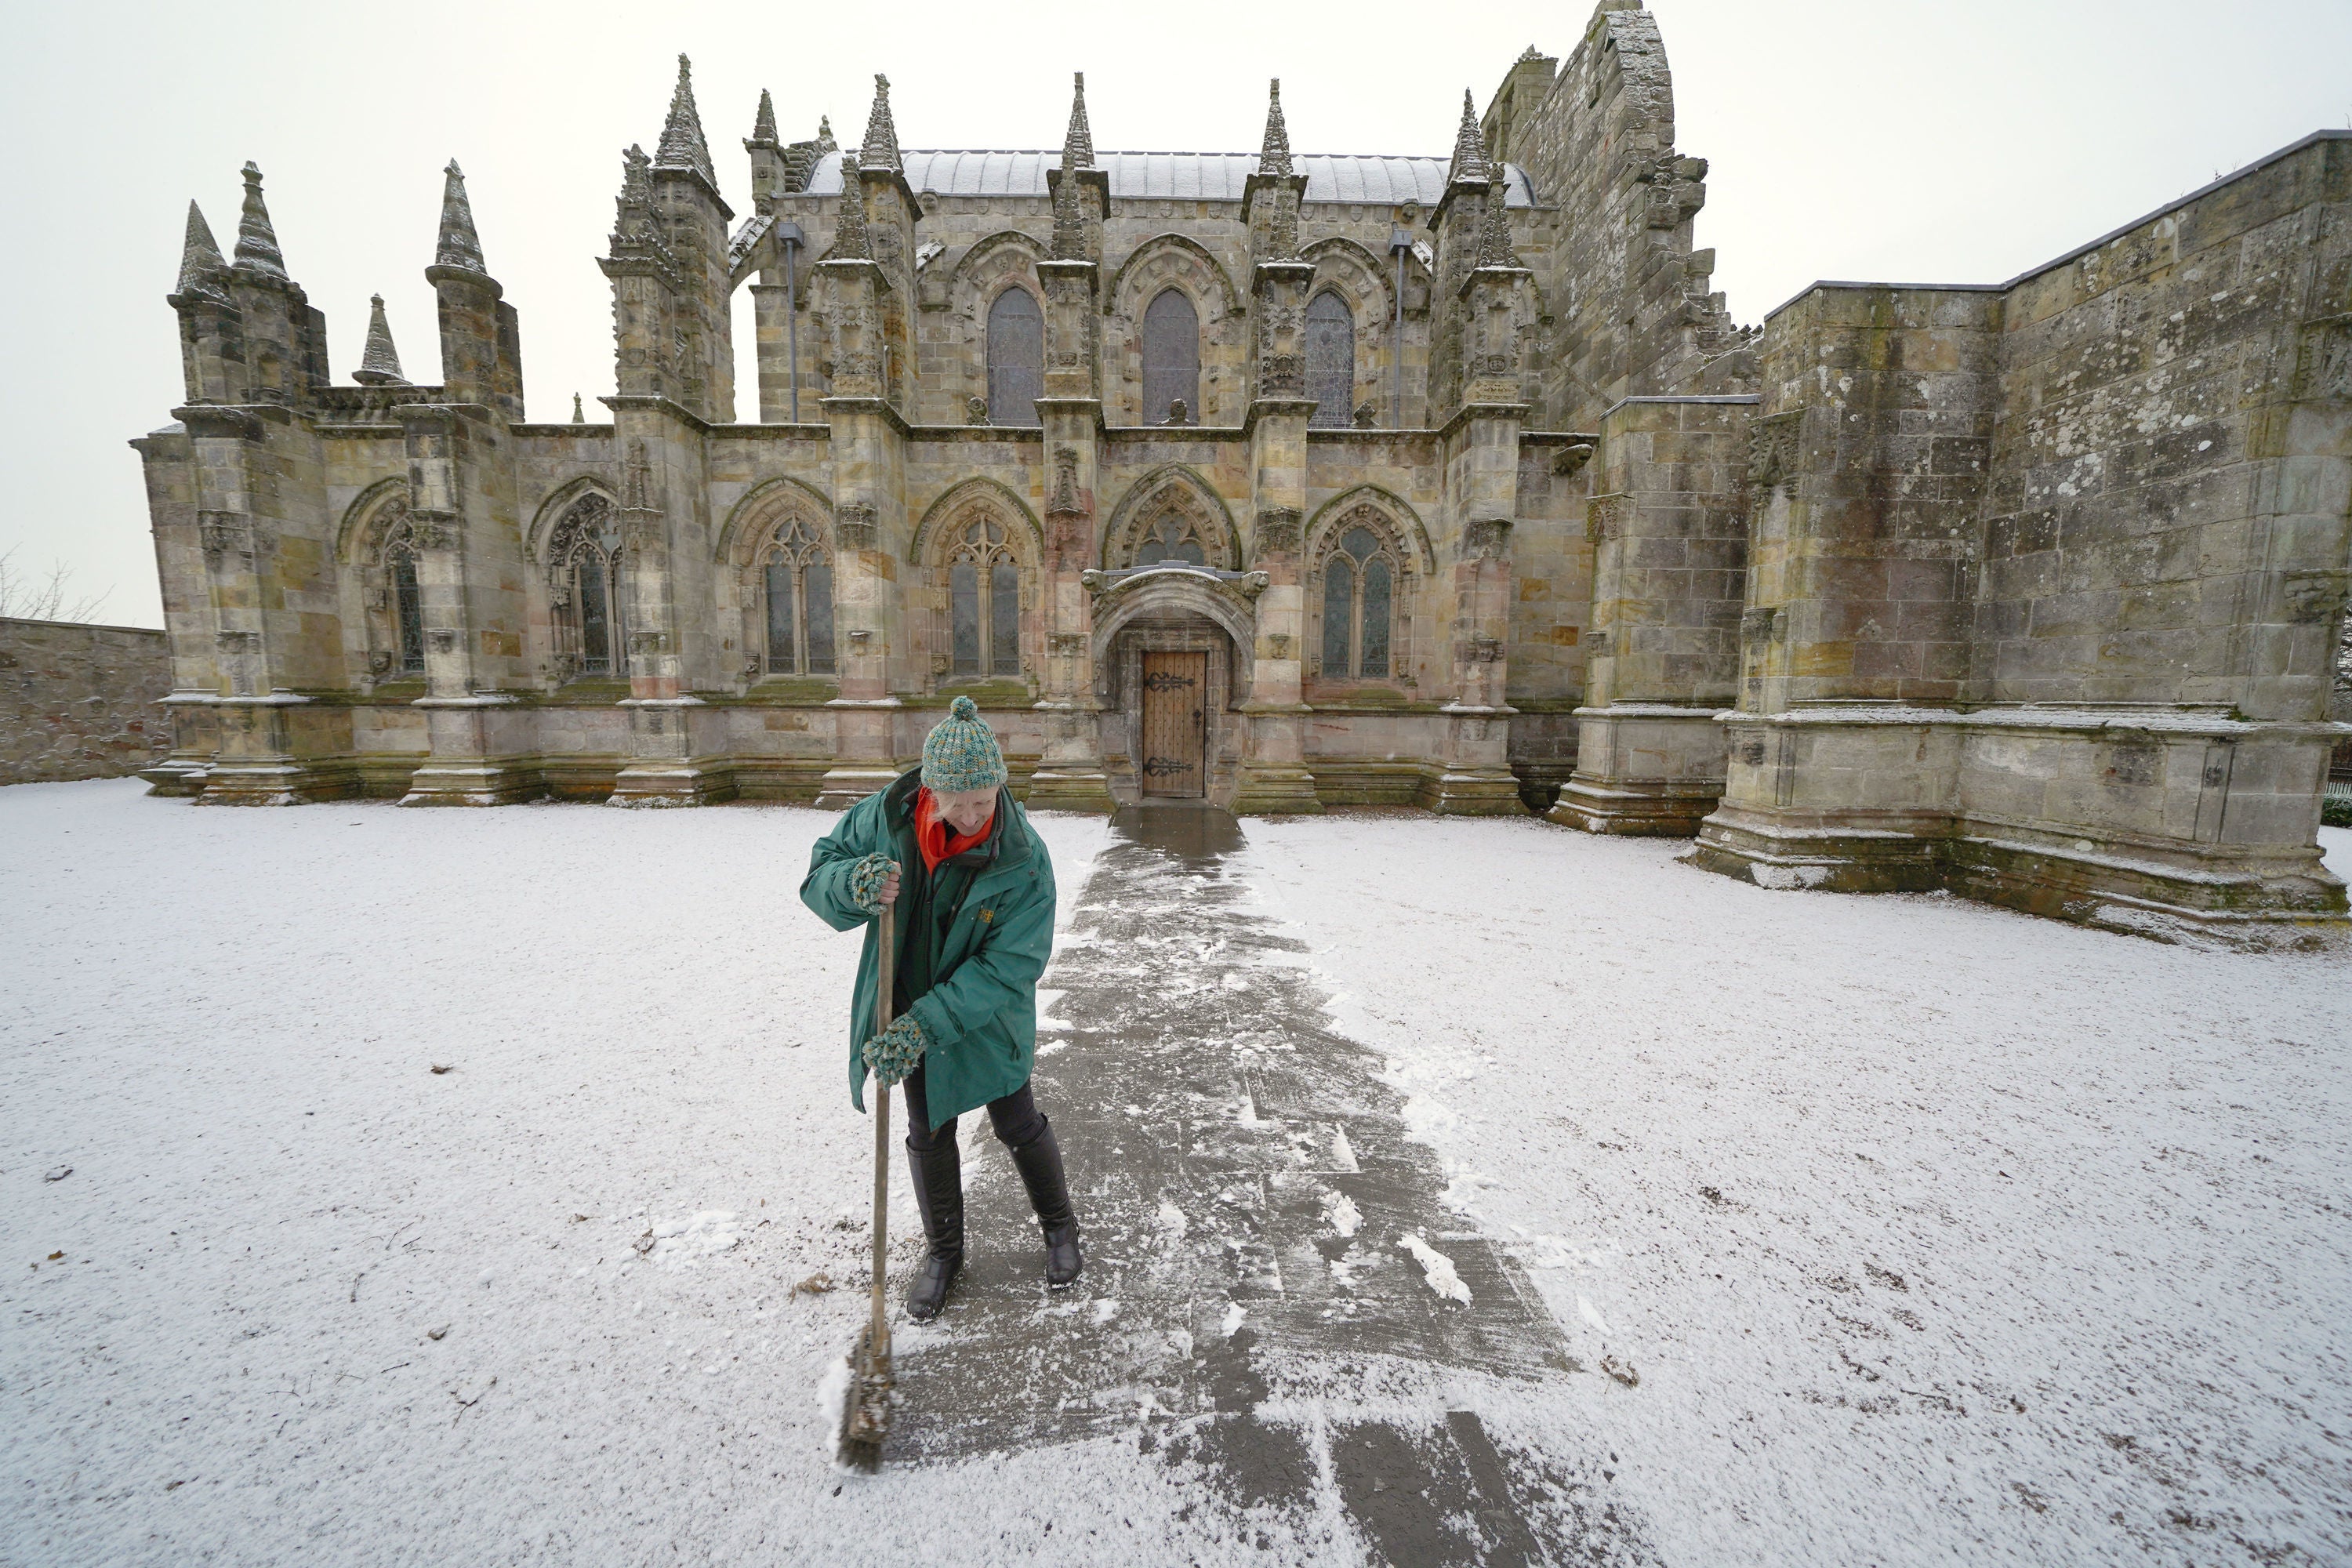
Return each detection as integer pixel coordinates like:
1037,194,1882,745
837,1321,893,1472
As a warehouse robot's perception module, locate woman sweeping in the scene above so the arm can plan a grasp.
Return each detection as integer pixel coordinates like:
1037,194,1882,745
800,696,1083,1320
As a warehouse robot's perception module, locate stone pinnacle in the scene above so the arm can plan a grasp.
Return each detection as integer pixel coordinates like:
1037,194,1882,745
1258,78,1294,177
354,293,408,384
1449,89,1488,185
654,53,718,191
173,200,229,300
434,160,487,274
859,74,901,172
233,162,289,281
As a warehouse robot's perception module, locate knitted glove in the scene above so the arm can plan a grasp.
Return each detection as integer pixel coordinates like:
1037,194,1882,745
861,1014,930,1089
847,853,899,916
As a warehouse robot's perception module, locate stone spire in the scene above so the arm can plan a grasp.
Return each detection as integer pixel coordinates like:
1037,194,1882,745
858,74,901,172
434,160,487,274
653,53,718,191
1257,78,1293,178
1446,89,1489,185
173,200,230,300
233,162,289,281
1051,73,1098,261
833,151,870,260
1062,71,1094,169
354,294,408,383
751,88,779,144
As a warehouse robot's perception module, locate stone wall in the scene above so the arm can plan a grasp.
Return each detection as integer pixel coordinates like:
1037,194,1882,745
0,618,171,785
1693,132,2352,943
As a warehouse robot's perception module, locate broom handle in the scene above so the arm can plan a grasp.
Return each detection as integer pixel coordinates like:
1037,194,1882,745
869,898,895,1352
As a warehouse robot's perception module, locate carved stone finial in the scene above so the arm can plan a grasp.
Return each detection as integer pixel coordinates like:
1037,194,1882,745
1062,71,1095,169
1477,162,1519,268
572,392,586,423
833,151,870,259
815,115,837,154
1257,78,1294,178
858,74,901,173
233,162,289,281
751,88,779,144
654,53,720,193
354,294,408,384
1447,89,1489,186
173,200,229,301
434,159,488,274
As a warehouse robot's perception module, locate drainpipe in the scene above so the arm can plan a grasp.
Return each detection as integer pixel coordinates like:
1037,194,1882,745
776,222,807,423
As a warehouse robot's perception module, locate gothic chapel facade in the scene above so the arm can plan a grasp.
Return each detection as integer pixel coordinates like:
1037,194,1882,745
137,2,2352,944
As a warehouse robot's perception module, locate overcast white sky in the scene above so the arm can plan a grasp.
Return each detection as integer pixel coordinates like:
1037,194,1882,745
3,0,2347,628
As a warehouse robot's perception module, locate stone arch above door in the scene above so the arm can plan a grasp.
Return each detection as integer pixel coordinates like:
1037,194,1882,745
1100,466,1242,572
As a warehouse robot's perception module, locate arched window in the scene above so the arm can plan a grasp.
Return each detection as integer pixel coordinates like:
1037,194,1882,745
762,518,835,675
1142,289,1200,425
548,495,625,680
986,288,1044,426
389,540,425,675
1319,521,1396,681
947,517,1021,678
1305,290,1355,429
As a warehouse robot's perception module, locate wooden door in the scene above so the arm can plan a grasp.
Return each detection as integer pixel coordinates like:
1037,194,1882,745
1140,652,1207,797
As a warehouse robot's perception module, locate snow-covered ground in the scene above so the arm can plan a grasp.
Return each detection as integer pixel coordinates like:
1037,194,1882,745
4,779,2347,1566
1246,817,2352,1566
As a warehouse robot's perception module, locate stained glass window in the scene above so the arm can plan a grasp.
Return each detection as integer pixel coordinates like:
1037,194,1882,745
987,288,1044,426
1320,518,1401,681
390,546,425,674
949,517,1019,678
763,517,833,675
1321,554,1353,675
1305,290,1354,429
1142,289,1200,425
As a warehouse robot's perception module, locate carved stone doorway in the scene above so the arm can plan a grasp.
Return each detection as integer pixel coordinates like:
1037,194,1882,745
1140,652,1208,797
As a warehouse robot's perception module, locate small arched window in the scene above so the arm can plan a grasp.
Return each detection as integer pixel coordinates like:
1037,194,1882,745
549,495,625,680
1319,523,1396,681
762,518,835,675
986,288,1044,426
948,517,1021,678
1142,289,1200,425
1136,510,1209,568
389,541,426,675
1305,290,1355,428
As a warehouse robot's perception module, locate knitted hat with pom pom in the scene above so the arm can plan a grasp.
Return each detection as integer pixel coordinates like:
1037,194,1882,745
920,695,1007,793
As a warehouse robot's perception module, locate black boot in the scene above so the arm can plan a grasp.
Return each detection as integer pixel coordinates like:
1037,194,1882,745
904,1133,963,1321
1008,1117,1083,1287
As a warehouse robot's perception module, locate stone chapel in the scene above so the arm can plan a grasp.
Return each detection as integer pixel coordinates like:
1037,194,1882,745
135,0,2352,943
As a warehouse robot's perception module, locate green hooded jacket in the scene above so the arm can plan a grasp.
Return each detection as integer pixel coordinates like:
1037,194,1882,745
800,768,1056,1128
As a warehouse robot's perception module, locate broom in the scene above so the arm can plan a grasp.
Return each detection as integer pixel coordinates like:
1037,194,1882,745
838,898,895,1471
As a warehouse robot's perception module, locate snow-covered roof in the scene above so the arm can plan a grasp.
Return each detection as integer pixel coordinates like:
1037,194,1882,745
803,150,1535,207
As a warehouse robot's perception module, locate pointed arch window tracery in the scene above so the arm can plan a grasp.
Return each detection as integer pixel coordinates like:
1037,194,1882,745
1316,511,1404,682
986,287,1044,426
1305,289,1355,428
388,536,426,675
761,517,836,675
1142,289,1200,424
547,494,626,681
945,514,1022,679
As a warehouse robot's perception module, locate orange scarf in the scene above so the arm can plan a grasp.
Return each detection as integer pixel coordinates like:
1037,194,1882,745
914,786,995,872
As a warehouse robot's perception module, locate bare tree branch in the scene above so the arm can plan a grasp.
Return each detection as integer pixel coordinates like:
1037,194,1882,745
0,547,111,623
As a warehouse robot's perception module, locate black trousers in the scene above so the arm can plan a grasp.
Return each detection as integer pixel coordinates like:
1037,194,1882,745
902,1063,1046,1154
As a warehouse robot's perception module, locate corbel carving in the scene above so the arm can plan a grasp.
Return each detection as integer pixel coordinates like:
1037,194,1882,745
1254,506,1303,556
1465,516,1512,558
835,504,879,553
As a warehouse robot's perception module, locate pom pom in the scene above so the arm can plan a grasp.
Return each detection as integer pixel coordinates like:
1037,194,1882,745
949,695,980,720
